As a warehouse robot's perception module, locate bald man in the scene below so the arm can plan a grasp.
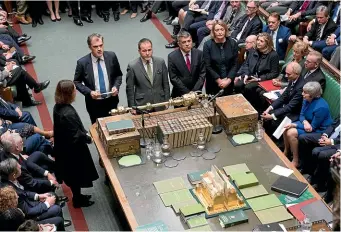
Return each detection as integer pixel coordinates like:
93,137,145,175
261,62,305,134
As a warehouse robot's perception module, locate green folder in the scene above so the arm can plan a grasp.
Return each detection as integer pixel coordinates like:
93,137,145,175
187,170,209,185
187,215,208,228
247,194,283,212
159,189,194,207
219,209,248,228
278,189,314,205
231,172,259,189
135,220,168,231
180,203,205,217
223,163,250,175
106,119,134,133
240,185,268,199
153,177,186,194
187,225,212,231
255,206,293,224
172,199,198,214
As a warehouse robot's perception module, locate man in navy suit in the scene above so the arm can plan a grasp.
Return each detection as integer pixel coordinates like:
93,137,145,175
0,97,36,125
263,12,291,60
261,62,304,134
321,26,340,60
74,33,123,124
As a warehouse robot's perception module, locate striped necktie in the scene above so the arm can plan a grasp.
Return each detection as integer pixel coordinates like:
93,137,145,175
316,25,323,41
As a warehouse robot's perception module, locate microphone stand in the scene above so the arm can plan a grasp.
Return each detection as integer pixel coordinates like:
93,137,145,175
134,107,148,148
209,90,224,134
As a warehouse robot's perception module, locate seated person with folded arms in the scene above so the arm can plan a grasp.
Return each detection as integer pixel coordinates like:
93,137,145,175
0,159,69,231
300,51,326,90
283,82,333,168
321,26,340,60
261,62,304,135
272,41,308,88
234,32,280,110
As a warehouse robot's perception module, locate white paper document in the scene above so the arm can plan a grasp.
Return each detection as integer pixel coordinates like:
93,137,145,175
263,90,282,101
273,116,292,139
271,165,294,177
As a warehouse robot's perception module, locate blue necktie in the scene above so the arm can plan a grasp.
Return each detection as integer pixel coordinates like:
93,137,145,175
97,58,106,97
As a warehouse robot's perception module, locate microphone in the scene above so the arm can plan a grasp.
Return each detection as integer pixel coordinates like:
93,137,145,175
209,89,224,103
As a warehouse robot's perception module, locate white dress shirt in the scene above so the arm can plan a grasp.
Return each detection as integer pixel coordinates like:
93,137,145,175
180,50,192,64
272,28,279,51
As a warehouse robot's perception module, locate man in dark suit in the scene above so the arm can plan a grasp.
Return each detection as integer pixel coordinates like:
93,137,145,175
126,38,170,113
263,12,291,60
231,0,262,45
322,26,340,60
74,33,123,124
0,131,59,194
168,31,205,98
261,62,304,134
303,6,337,53
301,51,326,90
0,158,68,230
284,0,324,32
0,97,36,125
298,116,340,191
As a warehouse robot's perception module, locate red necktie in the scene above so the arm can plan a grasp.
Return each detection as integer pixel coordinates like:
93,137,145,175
300,0,310,12
186,54,191,72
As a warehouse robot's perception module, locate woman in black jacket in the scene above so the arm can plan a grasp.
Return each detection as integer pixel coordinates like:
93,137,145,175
53,80,98,208
203,20,239,96
234,32,280,108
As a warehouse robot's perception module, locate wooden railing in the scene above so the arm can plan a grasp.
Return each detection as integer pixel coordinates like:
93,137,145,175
258,7,341,82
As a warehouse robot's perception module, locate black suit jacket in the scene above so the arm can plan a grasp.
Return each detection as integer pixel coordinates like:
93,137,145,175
231,14,263,44
237,49,280,81
0,179,49,218
289,1,324,17
168,48,205,98
0,151,52,193
302,67,326,90
271,76,304,119
73,51,123,99
324,116,340,145
306,18,338,41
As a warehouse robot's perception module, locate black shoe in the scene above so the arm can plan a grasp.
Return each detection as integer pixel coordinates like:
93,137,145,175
18,35,31,44
96,10,104,18
73,18,83,26
103,14,109,22
34,80,50,93
56,17,61,21
32,20,37,28
81,16,93,23
165,41,178,49
23,100,41,107
140,11,152,22
50,17,56,22
173,25,181,35
57,196,69,202
22,55,36,63
73,198,95,208
80,194,92,200
64,219,72,227
113,12,120,21
38,18,44,25
140,5,149,13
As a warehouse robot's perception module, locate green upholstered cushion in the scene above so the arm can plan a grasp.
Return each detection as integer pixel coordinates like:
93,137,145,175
321,68,340,119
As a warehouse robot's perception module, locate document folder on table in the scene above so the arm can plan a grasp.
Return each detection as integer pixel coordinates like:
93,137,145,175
271,176,308,197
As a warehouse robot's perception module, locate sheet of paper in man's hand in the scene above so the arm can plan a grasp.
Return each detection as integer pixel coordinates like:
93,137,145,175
273,116,292,139
271,165,294,177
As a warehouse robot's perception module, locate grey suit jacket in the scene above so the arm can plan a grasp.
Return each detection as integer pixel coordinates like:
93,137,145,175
126,56,170,108
222,5,246,32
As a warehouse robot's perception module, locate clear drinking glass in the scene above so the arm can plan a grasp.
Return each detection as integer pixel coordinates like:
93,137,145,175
301,216,312,232
161,135,171,157
255,120,264,140
145,142,153,160
197,132,206,150
152,143,163,164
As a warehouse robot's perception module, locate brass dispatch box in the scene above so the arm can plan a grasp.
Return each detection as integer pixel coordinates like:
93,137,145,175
97,116,141,158
216,94,258,135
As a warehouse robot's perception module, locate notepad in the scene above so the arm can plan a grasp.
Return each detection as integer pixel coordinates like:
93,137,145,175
255,206,293,224
172,199,198,214
240,185,268,199
180,203,205,217
247,194,283,212
159,189,194,207
231,172,259,189
223,163,250,175
153,177,186,194
271,176,308,197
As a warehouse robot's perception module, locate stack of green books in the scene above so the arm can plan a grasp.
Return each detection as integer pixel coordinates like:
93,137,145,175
218,209,248,228
180,203,206,223
230,172,259,189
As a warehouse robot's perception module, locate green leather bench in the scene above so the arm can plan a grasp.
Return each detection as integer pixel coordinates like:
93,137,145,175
321,68,340,119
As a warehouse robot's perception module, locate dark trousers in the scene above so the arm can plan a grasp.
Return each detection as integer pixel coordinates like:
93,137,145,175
97,1,120,14
197,26,210,45
12,111,37,126
36,205,64,231
312,146,338,186
0,34,24,57
24,134,53,155
172,0,189,13
27,150,55,173
70,1,92,19
298,132,322,173
183,11,207,31
85,96,118,124
8,67,39,106
205,80,234,96
0,26,21,42
27,1,45,21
